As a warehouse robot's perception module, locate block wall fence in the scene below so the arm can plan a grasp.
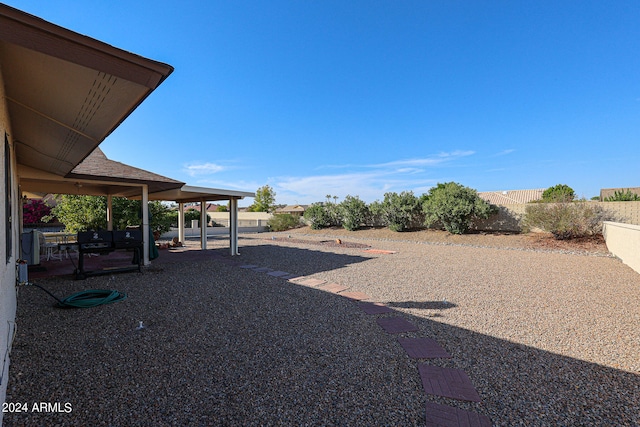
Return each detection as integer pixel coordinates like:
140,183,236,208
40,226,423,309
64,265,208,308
472,201,640,232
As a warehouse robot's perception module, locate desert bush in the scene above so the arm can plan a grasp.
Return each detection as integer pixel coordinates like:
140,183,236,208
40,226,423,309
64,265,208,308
267,213,300,231
522,201,616,239
542,184,575,202
422,182,495,234
604,189,640,201
339,195,369,231
303,203,332,230
375,191,422,232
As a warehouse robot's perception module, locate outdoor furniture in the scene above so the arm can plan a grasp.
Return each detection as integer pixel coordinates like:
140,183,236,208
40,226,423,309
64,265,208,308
75,230,143,279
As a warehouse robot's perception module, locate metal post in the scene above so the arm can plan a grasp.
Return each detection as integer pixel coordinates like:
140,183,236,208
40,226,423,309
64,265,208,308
230,198,239,256
200,199,207,250
106,194,113,231
178,202,185,244
142,185,150,265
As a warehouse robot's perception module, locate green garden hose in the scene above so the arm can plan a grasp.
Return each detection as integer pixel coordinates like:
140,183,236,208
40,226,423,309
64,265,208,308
30,283,127,308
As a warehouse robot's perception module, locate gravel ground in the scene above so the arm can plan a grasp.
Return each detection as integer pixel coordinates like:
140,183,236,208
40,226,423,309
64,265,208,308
4,228,640,426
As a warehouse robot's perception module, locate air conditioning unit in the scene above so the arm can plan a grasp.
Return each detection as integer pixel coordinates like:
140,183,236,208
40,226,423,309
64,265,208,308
20,229,40,265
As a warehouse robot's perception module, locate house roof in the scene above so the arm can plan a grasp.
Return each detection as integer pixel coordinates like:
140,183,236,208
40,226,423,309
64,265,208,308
478,189,544,205
19,147,184,197
276,205,308,213
0,3,173,177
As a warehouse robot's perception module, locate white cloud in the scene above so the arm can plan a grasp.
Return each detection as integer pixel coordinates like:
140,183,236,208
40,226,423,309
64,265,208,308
492,149,515,157
371,150,475,168
183,162,228,177
274,171,439,204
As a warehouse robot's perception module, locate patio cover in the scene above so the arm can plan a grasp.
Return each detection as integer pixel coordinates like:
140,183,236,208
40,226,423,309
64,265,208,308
20,148,254,259
0,3,174,177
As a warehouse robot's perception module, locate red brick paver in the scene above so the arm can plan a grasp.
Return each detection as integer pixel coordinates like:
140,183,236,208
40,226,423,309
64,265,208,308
418,365,481,402
297,278,327,287
339,291,371,301
398,337,451,359
317,283,349,293
425,402,492,427
358,302,395,315
376,317,419,334
363,249,397,254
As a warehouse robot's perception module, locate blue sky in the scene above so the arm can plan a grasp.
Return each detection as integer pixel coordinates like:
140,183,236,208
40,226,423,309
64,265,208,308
8,1,640,204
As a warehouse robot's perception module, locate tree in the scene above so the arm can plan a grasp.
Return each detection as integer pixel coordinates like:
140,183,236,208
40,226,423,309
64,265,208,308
339,195,369,231
376,191,422,232
422,182,495,234
542,184,575,203
49,195,174,234
248,185,276,212
183,208,211,226
49,195,107,232
303,203,332,230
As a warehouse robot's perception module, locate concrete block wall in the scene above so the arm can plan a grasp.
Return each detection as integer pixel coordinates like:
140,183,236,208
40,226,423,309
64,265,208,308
472,201,640,232
603,222,640,274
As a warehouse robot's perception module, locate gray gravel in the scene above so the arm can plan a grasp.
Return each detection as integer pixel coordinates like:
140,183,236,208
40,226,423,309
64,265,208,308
4,232,640,426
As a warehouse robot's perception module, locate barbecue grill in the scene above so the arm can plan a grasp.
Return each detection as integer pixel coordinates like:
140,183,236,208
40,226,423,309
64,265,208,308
75,230,143,279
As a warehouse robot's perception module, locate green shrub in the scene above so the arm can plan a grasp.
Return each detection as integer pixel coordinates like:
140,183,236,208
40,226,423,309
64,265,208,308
183,209,211,227
339,195,369,231
303,204,332,230
422,182,495,234
522,201,616,239
604,189,640,201
376,191,422,232
267,213,300,231
542,184,575,203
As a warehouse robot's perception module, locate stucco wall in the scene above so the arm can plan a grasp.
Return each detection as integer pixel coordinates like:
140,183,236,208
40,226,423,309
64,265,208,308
603,221,640,275
0,62,19,424
471,201,640,232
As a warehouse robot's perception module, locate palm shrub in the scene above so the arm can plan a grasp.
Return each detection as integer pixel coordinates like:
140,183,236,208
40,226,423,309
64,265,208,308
376,191,422,232
267,213,300,231
339,195,369,231
604,189,640,201
303,203,332,230
522,201,616,239
422,182,495,234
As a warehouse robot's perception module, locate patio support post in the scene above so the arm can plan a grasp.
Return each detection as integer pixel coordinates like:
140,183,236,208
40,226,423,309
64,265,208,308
178,202,185,244
142,184,150,265
200,199,207,250
230,198,239,256
106,194,113,231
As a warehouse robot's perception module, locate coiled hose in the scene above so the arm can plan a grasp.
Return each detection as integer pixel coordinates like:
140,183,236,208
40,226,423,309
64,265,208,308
30,283,127,308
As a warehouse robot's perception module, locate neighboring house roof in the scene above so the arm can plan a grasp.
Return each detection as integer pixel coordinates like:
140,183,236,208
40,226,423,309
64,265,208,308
276,205,308,213
478,189,544,205
183,203,224,212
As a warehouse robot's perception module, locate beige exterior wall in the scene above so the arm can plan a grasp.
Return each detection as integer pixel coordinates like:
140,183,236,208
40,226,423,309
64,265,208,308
603,222,640,275
209,212,271,227
0,62,19,423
